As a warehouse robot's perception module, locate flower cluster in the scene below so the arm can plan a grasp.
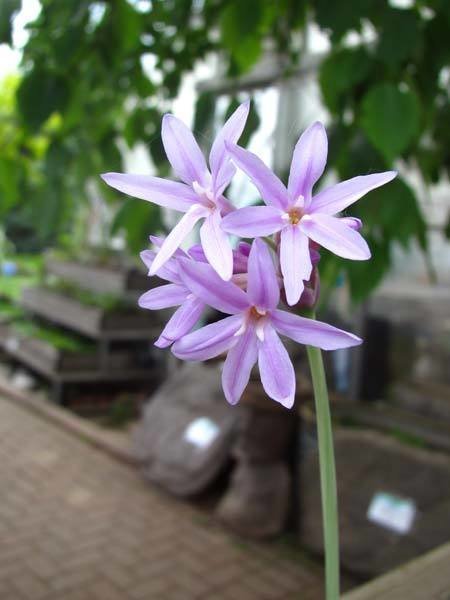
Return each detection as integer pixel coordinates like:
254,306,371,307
102,102,396,408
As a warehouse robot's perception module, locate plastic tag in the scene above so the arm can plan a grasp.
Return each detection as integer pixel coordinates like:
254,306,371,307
367,492,416,534
184,417,220,449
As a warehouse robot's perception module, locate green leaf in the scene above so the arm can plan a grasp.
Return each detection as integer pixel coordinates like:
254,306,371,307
0,158,20,215
220,0,267,72
377,8,421,67
111,199,164,254
0,0,20,45
360,83,420,162
346,236,391,302
314,0,374,42
320,47,371,112
17,68,70,131
193,91,216,145
351,177,426,250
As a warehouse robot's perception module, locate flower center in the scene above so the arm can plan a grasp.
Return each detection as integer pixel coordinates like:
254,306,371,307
192,180,216,210
249,306,267,319
288,207,304,225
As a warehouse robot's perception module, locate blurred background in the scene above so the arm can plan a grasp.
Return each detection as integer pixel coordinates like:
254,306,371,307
0,0,450,598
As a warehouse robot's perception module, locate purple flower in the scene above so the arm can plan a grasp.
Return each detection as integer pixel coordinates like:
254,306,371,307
101,101,250,281
222,122,396,305
172,239,361,408
139,237,205,348
139,237,252,348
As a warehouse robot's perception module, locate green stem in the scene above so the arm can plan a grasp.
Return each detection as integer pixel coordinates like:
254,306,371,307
306,339,340,600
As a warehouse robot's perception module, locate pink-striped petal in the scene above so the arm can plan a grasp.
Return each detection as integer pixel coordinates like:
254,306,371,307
221,206,285,237
210,101,250,194
271,309,362,350
101,173,197,212
310,171,397,215
177,257,250,315
280,226,312,306
288,121,328,205
162,114,210,187
155,296,205,347
258,325,295,408
149,204,208,275
172,314,243,361
200,211,233,281
300,213,371,260
222,324,258,405
225,142,288,210
247,239,279,310
138,284,188,310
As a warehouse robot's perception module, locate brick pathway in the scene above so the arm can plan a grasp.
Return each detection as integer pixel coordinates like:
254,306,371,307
0,396,324,600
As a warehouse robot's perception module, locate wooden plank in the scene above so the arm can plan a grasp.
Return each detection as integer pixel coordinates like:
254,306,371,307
45,258,156,296
45,258,128,295
343,542,450,600
20,287,161,339
21,287,102,337
333,401,450,452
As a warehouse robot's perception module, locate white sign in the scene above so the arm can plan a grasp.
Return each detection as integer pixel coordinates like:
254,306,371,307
5,337,19,352
367,492,416,534
184,417,220,450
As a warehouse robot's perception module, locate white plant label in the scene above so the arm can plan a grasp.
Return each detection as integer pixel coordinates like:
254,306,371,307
184,417,220,449
5,337,19,352
367,492,416,534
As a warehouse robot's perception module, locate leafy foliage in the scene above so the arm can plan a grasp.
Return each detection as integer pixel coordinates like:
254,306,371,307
0,0,449,301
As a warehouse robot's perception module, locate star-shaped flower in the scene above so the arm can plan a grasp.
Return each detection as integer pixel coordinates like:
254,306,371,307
172,239,361,407
102,101,250,281
222,122,396,305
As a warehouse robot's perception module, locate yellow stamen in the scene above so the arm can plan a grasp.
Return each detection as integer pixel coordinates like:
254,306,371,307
288,208,303,225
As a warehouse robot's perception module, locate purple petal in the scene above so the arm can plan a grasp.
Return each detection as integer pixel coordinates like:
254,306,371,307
271,309,362,350
187,244,208,262
155,296,205,347
149,235,188,258
140,249,155,273
149,204,208,275
237,241,251,256
340,216,362,232
258,325,295,408
154,334,172,349
247,239,280,310
177,257,249,315
222,324,258,405
280,226,312,306
210,101,250,194
300,213,371,260
225,142,288,210
200,211,233,281
172,314,242,361
140,250,182,284
101,173,197,212
221,206,285,237
288,122,328,205
310,171,397,215
162,114,210,187
138,284,188,310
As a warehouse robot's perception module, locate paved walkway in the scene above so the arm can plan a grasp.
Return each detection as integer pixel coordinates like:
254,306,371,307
0,396,324,600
